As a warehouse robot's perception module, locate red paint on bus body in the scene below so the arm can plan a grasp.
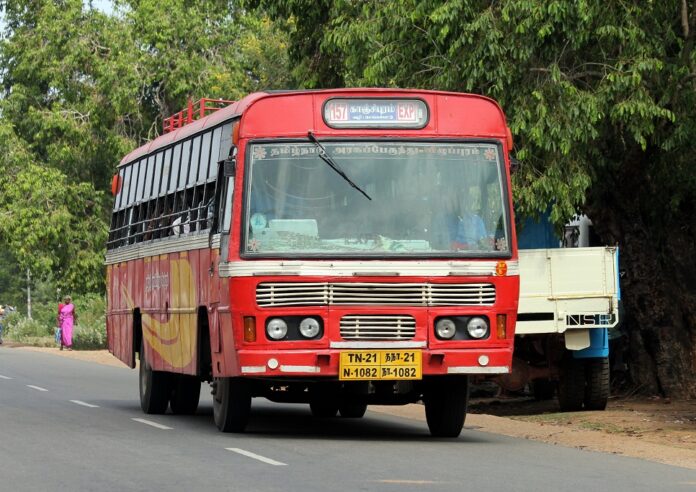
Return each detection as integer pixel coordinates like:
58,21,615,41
107,89,519,382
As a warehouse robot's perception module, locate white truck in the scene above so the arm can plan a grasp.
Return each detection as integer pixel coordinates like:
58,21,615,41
497,216,621,411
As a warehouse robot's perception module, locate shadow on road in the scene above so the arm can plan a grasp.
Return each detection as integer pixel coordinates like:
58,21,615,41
161,402,493,444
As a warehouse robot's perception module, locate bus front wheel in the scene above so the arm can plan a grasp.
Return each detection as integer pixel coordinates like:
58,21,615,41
423,376,469,438
339,402,367,418
139,346,171,414
213,377,251,432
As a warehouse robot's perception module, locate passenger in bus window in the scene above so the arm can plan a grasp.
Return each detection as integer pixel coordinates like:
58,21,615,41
171,213,190,236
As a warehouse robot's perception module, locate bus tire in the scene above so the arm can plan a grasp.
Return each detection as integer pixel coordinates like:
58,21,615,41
139,345,171,414
558,357,585,412
531,378,556,401
213,377,251,433
339,402,367,418
309,383,339,418
584,357,610,410
170,375,201,415
309,401,339,418
424,376,469,438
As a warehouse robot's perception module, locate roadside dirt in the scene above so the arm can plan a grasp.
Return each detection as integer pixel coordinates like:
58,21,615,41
11,345,696,470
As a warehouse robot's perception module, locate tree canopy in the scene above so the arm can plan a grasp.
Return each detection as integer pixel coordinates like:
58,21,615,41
1,0,695,396
252,0,696,396
0,0,291,294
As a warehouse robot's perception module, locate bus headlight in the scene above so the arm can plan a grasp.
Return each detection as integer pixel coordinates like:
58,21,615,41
266,318,288,340
467,317,489,339
435,318,457,339
299,318,321,339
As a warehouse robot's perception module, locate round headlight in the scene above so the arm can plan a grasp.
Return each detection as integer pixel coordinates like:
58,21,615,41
435,318,457,339
266,318,288,340
467,317,489,339
299,317,321,338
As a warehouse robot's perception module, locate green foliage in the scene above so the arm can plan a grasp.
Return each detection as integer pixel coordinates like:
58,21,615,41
0,0,292,295
257,0,696,230
73,323,107,350
5,315,52,341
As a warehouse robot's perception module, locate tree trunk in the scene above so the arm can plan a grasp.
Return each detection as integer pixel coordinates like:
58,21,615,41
587,153,696,398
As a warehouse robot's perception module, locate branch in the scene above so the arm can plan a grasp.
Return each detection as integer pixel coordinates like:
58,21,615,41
530,67,607,81
682,0,690,38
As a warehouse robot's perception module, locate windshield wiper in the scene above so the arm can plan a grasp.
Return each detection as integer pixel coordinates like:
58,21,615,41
307,131,372,201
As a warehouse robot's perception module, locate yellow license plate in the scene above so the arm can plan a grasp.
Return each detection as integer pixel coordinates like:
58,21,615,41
339,350,422,381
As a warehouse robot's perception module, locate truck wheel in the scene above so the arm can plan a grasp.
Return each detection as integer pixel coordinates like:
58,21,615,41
531,378,556,401
339,402,367,418
213,377,251,432
139,345,171,414
558,357,585,412
424,376,469,438
584,357,610,410
170,375,201,415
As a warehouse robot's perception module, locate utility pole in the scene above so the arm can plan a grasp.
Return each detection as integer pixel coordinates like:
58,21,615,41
26,268,32,320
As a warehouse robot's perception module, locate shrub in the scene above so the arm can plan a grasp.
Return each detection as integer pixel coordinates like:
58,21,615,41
7,316,52,341
73,294,106,350
73,323,107,350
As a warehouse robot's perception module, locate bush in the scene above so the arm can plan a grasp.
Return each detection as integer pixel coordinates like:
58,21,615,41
73,323,107,350
6,315,52,341
72,294,106,350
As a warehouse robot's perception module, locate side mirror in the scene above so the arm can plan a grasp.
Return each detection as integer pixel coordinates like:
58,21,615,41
509,155,521,174
223,146,238,177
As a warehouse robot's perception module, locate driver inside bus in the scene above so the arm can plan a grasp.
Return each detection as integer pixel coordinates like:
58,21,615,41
448,192,489,251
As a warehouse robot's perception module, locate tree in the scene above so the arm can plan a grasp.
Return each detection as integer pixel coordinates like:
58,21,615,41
257,0,696,397
0,0,291,294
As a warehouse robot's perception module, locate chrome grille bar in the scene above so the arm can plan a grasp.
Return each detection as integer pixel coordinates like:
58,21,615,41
340,314,416,340
256,282,495,307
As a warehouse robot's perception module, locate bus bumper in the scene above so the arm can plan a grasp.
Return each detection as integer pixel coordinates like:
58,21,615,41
233,348,512,378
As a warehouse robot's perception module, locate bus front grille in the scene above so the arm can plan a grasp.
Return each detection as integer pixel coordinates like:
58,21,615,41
256,282,495,307
340,315,416,340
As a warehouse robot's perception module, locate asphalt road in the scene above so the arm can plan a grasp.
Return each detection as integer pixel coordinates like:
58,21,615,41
1,347,694,492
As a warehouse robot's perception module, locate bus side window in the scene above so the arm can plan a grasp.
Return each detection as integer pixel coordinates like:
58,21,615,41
221,177,234,233
201,181,215,230
190,184,205,232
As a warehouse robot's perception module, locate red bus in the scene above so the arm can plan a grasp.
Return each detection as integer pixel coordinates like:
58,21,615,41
105,89,519,437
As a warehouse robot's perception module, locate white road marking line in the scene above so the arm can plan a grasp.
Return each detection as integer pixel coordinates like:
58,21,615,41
70,400,99,408
225,448,288,466
376,480,445,485
0,375,13,380
26,385,48,392
131,418,173,430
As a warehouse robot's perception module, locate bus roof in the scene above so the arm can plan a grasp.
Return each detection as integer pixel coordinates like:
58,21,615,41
119,88,507,166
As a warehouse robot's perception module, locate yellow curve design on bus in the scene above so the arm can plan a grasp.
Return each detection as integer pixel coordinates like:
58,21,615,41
121,258,196,370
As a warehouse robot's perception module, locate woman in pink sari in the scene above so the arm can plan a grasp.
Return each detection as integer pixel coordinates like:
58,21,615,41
58,296,77,351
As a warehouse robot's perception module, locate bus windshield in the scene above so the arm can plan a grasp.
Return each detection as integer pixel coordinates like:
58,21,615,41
244,141,510,256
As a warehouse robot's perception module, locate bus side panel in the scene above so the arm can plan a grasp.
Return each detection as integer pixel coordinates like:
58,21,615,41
105,265,114,355
141,252,197,375
181,250,198,375
112,262,133,367
143,256,153,315
208,249,223,375
132,257,144,367
195,248,210,308
147,253,169,372
215,278,240,377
